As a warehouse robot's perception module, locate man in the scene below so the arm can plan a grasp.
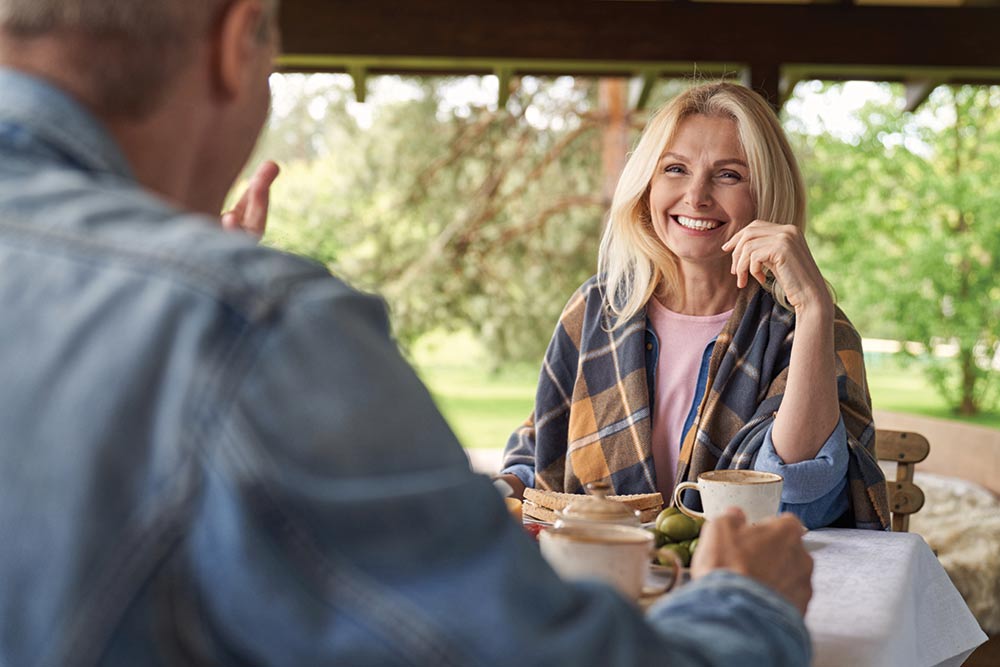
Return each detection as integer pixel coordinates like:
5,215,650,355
0,1,813,665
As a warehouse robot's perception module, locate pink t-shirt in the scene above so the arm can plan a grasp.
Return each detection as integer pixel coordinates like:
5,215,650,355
647,298,732,500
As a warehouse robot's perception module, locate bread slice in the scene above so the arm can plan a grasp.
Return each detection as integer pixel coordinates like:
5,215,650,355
635,507,661,523
522,498,661,524
524,487,663,512
521,500,558,523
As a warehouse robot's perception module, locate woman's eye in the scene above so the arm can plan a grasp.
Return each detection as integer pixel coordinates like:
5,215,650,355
663,164,685,174
718,170,742,181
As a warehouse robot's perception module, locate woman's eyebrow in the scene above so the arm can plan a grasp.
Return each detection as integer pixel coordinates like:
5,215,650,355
659,152,748,168
715,158,749,168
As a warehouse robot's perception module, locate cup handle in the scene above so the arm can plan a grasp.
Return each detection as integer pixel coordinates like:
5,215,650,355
672,481,705,520
642,548,682,598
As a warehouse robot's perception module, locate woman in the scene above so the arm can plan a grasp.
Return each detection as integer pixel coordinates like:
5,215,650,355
498,82,889,530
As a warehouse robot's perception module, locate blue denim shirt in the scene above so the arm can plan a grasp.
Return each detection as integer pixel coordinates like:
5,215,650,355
0,68,809,667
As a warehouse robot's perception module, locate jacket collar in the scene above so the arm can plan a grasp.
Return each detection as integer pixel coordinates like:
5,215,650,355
0,67,134,180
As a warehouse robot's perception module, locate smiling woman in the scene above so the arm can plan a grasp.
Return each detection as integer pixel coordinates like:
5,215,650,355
647,114,757,306
497,81,891,532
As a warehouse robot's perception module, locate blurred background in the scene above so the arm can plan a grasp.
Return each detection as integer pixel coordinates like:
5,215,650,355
242,74,1000,450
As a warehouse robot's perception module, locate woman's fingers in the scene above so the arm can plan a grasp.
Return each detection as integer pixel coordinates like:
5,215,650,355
727,222,814,293
731,237,774,289
748,254,769,288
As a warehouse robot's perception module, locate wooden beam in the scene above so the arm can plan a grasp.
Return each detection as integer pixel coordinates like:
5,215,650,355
779,73,802,107
280,1,1000,71
742,63,782,112
347,64,367,103
495,67,513,108
903,79,941,112
633,69,659,112
277,55,739,79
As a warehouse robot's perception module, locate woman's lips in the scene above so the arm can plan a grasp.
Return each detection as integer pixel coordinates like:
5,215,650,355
672,214,725,231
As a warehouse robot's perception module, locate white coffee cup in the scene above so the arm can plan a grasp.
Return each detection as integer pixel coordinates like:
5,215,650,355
539,523,659,600
672,470,783,525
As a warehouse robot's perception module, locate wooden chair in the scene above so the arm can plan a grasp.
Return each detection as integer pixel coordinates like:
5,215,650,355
874,429,930,532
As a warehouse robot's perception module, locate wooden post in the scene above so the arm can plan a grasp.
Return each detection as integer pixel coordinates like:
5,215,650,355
599,78,630,208
742,63,782,114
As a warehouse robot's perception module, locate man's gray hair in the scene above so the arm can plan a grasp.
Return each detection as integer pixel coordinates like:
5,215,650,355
0,0,275,118
0,2,210,37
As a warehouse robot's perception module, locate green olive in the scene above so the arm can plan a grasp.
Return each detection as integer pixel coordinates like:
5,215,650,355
658,513,700,542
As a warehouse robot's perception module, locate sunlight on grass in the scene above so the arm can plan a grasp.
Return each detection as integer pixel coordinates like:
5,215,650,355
411,330,535,449
867,355,1000,429
416,365,536,449
413,331,1000,450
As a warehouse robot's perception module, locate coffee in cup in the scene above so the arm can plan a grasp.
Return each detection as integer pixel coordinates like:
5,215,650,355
672,470,783,525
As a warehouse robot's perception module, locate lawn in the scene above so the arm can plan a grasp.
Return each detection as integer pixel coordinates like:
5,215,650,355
865,355,1000,429
412,332,1000,450
416,363,537,450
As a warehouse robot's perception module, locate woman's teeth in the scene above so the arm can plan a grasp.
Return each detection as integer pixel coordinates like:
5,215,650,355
675,215,723,231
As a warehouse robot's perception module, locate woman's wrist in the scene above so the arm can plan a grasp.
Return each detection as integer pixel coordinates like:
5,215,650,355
495,473,527,501
793,289,834,323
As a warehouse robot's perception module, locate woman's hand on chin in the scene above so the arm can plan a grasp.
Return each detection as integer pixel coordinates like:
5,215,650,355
721,220,833,318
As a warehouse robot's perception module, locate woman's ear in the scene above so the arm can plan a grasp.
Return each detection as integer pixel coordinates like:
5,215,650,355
212,0,268,100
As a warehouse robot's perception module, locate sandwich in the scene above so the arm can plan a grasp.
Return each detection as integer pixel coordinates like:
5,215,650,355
522,487,663,524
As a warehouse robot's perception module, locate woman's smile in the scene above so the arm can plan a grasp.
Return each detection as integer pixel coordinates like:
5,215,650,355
648,114,755,265
672,214,726,232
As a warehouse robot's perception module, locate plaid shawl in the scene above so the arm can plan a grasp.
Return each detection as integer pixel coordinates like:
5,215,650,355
503,276,890,530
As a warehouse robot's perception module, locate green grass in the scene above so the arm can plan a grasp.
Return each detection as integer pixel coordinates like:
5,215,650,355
413,332,1000,449
415,364,537,450
866,357,1000,429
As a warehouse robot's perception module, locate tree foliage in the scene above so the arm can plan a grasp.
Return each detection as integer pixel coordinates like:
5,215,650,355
251,75,998,415
255,75,612,366
796,84,1000,415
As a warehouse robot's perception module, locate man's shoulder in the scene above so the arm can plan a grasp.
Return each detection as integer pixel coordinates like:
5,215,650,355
0,175,357,325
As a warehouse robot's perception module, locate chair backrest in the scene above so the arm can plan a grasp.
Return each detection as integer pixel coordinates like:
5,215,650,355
874,429,930,532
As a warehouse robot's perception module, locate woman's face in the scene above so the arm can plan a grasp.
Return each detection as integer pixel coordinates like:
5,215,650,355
648,114,756,272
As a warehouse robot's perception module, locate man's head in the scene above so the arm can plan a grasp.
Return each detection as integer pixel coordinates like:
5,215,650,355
1,1,250,118
0,0,280,214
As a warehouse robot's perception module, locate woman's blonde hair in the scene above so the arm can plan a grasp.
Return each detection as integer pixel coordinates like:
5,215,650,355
598,81,806,326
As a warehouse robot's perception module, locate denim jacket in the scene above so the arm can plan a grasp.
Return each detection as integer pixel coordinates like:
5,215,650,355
0,68,809,667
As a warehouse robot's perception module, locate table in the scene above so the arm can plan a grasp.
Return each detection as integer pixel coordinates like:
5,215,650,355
804,529,986,667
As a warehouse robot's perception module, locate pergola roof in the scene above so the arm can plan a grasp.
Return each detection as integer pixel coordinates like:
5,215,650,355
277,0,1000,110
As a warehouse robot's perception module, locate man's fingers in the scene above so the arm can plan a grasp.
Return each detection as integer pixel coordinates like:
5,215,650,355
252,160,281,187
243,161,280,237
705,507,747,534
722,506,747,522
227,187,250,220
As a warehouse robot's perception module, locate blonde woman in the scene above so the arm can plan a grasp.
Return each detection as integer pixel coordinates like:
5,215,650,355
499,82,889,530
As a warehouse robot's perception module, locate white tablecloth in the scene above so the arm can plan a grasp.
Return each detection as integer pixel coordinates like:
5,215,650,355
805,529,987,667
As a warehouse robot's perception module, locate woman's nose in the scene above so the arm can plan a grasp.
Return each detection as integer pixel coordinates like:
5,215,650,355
684,179,713,208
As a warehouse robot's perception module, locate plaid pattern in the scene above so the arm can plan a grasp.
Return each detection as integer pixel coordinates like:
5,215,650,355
503,276,890,530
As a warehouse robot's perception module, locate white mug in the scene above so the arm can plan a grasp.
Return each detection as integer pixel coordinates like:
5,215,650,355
673,470,783,525
539,523,661,600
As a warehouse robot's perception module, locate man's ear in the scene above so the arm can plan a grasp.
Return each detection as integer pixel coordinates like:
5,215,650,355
212,0,267,99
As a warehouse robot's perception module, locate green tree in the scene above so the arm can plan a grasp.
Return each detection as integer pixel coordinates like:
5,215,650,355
252,75,999,415
257,75,613,366
798,84,1000,415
